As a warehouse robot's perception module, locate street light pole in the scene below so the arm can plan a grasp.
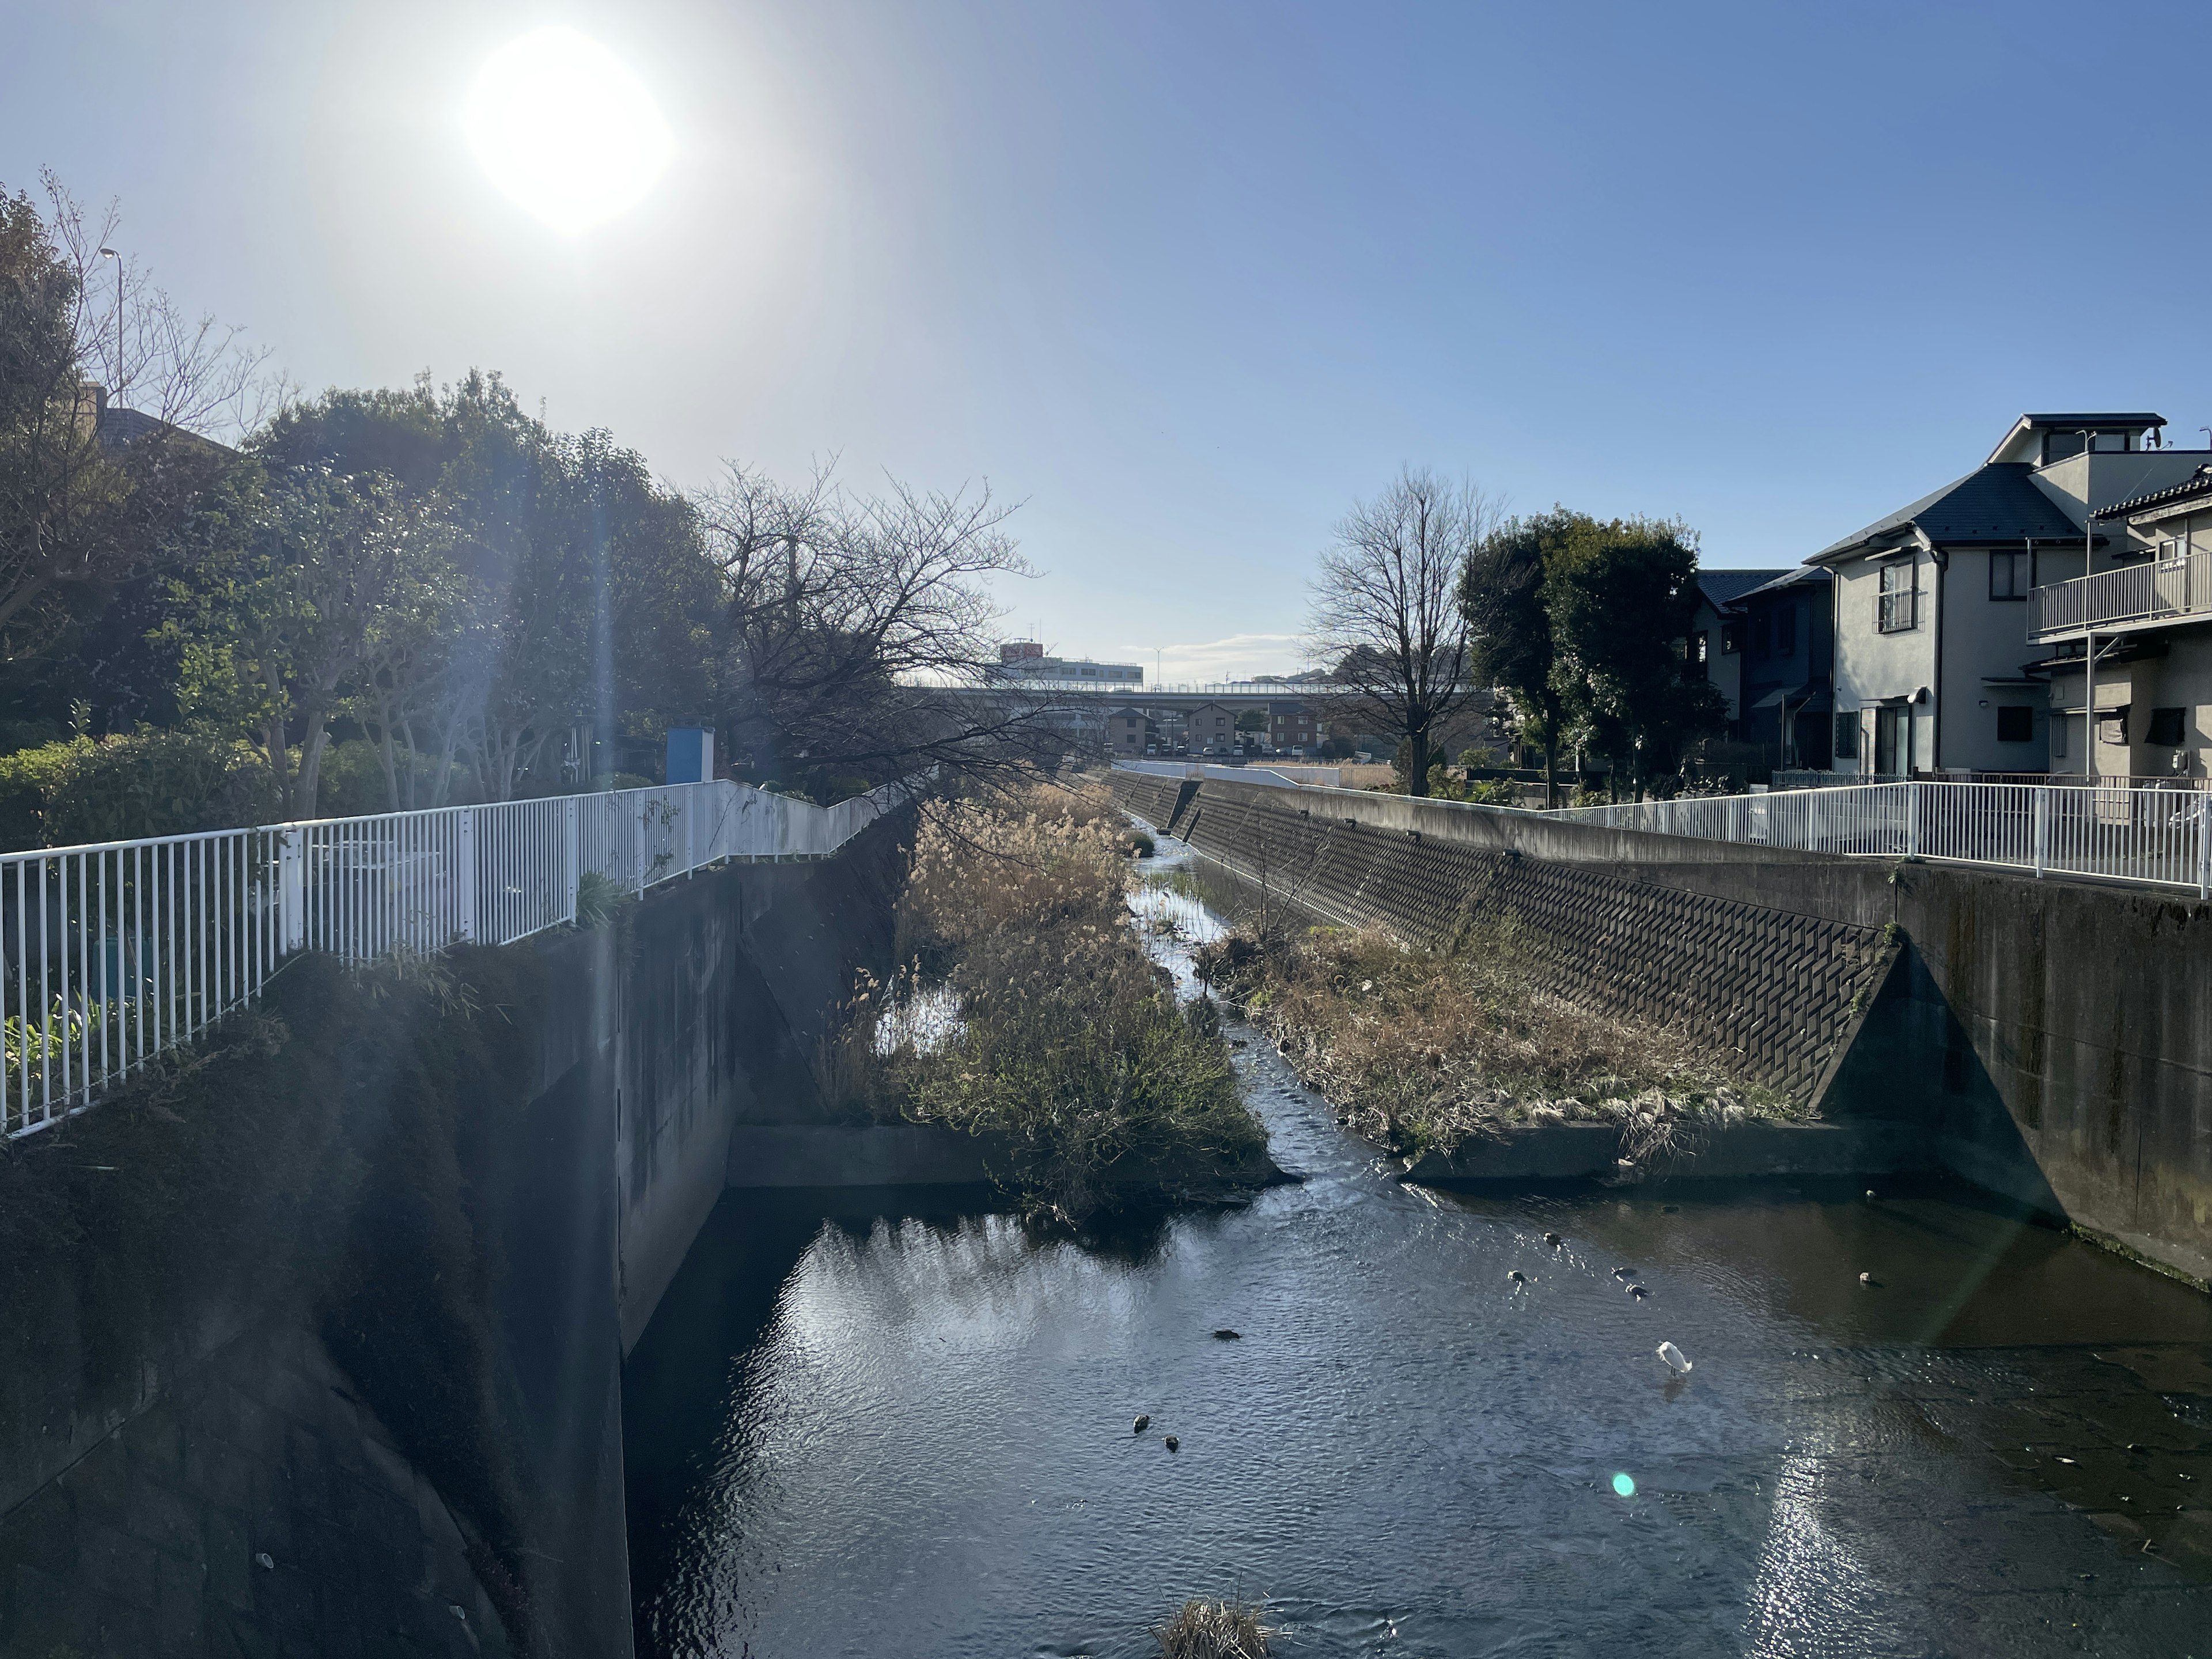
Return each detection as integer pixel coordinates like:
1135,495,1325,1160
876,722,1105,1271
97,246,122,407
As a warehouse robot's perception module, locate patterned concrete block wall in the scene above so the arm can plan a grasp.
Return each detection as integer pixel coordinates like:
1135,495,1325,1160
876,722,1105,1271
1111,772,1891,1105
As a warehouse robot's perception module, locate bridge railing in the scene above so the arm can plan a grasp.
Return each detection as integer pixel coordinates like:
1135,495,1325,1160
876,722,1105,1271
1,778,908,1139
1548,781,2212,898
1115,759,1342,787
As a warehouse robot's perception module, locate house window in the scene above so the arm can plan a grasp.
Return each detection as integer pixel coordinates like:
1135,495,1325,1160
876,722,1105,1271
1877,560,1918,632
2098,704,2131,745
1990,550,2029,600
1995,706,2033,743
1721,621,1741,654
1875,704,1912,775
1834,710,1861,761
2146,707,2186,746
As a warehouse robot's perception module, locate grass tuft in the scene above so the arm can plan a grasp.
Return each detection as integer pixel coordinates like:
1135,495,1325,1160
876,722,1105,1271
1155,1596,1275,1658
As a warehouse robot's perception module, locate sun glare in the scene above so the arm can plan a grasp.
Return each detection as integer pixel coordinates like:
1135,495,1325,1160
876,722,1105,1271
463,26,674,234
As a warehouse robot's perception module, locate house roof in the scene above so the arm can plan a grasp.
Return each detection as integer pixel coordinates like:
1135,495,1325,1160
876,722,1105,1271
1737,566,1832,601
1986,412,2166,464
1811,463,2086,562
1107,706,1147,719
1695,569,1789,608
2104,465,2212,523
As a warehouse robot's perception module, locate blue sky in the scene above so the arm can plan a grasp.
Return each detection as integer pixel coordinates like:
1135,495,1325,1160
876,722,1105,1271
8,1,2212,680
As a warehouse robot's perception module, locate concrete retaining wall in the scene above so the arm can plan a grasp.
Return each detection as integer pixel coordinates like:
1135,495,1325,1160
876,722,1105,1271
1117,772,2212,1287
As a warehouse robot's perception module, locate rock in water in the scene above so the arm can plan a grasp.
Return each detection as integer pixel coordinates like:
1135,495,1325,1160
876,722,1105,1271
1506,1269,1527,1285
1134,1415,1150,1434
1613,1267,1638,1281
1657,1341,1692,1375
1858,1272,1874,1286
1164,1435,1180,1452
1543,1231,1563,1247
1629,1285,1650,1300
1212,1329,1242,1340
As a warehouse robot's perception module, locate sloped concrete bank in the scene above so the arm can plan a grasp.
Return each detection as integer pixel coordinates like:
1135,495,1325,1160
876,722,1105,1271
1115,771,2212,1288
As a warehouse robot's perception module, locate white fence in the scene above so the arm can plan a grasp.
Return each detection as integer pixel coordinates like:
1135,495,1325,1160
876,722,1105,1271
1,778,907,1139
1116,759,1343,788
1550,781,2212,898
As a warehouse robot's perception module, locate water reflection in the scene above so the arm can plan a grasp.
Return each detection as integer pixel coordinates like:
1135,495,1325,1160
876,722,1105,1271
624,843,2212,1658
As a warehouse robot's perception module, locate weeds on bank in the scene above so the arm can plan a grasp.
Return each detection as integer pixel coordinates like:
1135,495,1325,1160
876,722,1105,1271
1196,912,1798,1160
820,773,1266,1221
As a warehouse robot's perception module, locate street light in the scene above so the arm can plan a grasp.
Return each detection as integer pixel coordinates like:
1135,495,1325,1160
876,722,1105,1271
97,246,122,407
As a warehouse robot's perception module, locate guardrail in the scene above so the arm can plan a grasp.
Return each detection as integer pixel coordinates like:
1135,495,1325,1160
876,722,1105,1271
2030,550,2212,641
1,778,907,1139
1115,759,1342,787
1550,781,2211,898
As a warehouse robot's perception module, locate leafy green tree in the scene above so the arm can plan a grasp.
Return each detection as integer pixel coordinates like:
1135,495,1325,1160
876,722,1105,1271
1539,514,1724,798
1461,512,1569,806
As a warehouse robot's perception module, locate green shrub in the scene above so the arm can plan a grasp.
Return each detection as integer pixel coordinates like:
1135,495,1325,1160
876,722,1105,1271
0,730,281,850
573,869,631,929
316,738,476,818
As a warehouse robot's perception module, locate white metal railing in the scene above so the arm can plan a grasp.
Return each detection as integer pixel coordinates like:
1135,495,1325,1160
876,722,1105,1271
1115,759,1342,787
1,778,908,1139
1549,781,2211,898
2030,550,2212,640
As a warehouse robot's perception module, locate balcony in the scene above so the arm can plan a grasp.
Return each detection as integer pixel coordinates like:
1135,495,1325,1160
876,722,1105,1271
2029,550,2212,642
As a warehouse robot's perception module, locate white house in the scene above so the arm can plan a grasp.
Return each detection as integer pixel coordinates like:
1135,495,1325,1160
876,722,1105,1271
2029,465,2212,781
1810,412,2209,776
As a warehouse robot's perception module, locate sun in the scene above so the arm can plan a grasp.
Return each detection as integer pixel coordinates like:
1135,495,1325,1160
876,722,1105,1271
463,26,674,234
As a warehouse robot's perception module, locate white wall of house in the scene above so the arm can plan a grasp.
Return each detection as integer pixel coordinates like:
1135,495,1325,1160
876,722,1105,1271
1688,597,1741,722
2030,450,2207,532
1937,547,2048,772
1830,548,1936,772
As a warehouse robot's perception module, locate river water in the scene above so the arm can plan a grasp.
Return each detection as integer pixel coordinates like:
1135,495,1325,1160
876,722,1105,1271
624,846,2212,1658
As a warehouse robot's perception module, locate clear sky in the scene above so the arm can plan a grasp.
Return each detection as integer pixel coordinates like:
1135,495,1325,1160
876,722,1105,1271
9,1,2212,681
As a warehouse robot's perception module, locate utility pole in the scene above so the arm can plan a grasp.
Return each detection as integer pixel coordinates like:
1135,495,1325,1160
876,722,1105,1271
98,247,122,406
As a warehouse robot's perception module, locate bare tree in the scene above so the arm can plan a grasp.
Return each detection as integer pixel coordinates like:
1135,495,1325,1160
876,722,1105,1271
698,461,1058,794
1308,466,1499,796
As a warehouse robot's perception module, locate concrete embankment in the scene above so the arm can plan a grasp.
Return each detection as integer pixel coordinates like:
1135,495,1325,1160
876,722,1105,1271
1115,771,2212,1288
0,812,929,1659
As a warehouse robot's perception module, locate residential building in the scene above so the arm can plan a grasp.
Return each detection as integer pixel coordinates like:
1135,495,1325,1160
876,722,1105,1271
1688,569,1788,728
1186,702,1237,755
1268,700,1316,753
1734,567,1834,766
1810,412,2207,776
1105,706,1151,757
2029,465,2212,781
994,642,1143,685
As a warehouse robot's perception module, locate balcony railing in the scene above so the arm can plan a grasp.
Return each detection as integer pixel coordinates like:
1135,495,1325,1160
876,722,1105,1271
2029,550,2212,641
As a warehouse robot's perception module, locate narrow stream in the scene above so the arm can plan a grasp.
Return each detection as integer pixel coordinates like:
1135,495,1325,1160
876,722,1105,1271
623,836,2212,1658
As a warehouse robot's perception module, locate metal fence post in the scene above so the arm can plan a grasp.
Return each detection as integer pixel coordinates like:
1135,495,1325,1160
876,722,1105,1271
2032,786,2049,880
1906,782,1921,859
455,808,478,944
279,827,305,953
635,800,647,896
563,798,580,922
2198,794,2211,902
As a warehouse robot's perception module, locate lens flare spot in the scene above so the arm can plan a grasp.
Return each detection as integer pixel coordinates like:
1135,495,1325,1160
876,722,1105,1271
1612,1471,1637,1498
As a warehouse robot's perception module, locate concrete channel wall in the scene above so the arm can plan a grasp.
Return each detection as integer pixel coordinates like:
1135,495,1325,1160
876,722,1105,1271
1114,771,2212,1288
0,811,920,1659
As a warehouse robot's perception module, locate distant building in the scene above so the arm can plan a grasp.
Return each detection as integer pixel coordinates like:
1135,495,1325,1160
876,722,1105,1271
1186,702,1237,754
1105,706,1151,756
1268,700,1316,753
994,642,1142,684
1734,567,1835,767
1688,569,1789,728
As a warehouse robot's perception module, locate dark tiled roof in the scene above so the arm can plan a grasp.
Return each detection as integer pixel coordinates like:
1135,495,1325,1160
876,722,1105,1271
1737,566,1831,601
1813,463,2083,560
1695,568,1789,607
2105,465,2212,521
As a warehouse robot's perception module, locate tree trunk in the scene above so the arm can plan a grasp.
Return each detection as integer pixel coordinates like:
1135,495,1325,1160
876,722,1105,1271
1542,738,1557,810
294,713,329,820
1407,728,1430,798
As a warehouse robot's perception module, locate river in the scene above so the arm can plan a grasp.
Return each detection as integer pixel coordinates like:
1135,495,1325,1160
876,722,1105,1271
623,843,2212,1658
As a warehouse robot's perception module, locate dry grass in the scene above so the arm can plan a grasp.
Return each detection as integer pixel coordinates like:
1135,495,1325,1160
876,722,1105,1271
1156,1596,1274,1659
829,774,1268,1219
1199,915,1797,1159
